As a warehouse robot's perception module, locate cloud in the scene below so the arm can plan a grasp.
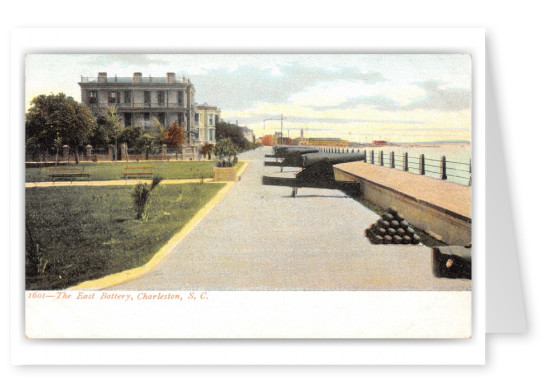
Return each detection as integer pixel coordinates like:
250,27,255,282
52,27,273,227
185,62,386,110
405,80,471,111
312,80,471,112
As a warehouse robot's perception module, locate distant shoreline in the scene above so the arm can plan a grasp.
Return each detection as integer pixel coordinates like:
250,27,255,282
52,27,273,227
349,141,471,148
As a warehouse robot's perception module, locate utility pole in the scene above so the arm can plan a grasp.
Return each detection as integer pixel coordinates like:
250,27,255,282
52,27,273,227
263,115,285,145
280,114,283,145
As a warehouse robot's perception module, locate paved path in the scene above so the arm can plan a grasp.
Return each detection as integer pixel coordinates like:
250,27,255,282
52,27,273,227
111,146,471,291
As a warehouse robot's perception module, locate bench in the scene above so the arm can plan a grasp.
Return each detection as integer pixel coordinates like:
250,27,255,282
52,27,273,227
45,166,90,182
123,166,154,179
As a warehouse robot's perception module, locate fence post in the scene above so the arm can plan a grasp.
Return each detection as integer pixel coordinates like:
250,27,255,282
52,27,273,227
370,150,374,164
469,158,472,186
440,156,447,180
390,151,395,168
403,152,408,171
379,151,384,166
363,150,367,162
419,154,425,175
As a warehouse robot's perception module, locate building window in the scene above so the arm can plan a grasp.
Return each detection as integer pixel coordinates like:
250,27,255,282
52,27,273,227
108,91,117,104
144,91,151,106
124,91,131,104
194,112,199,123
88,90,97,104
178,91,184,105
177,113,183,125
157,91,165,106
208,115,213,126
209,128,214,141
158,113,165,126
124,113,132,127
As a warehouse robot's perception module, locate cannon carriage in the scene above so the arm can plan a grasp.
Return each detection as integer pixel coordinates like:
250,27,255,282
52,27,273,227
262,152,366,197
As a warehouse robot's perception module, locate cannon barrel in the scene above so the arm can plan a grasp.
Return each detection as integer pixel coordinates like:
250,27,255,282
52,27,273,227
272,145,319,158
301,152,365,168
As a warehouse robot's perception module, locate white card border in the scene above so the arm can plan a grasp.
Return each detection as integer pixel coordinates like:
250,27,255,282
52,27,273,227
11,27,485,365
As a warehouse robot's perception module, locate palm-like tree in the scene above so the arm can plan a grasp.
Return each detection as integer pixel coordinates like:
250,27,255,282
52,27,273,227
200,143,214,160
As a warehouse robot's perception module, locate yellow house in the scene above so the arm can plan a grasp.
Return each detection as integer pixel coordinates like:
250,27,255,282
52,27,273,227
194,103,221,146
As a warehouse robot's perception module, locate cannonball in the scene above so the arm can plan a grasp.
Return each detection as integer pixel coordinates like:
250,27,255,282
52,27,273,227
390,220,400,229
372,235,383,244
406,227,415,236
383,235,393,244
377,227,387,236
387,228,397,236
396,212,405,221
402,235,412,244
387,206,398,216
397,228,406,236
412,234,421,244
383,213,394,222
400,220,410,229
392,235,402,244
377,219,390,229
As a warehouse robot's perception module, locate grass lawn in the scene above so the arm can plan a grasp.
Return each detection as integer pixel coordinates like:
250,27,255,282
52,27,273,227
25,160,245,182
25,182,225,290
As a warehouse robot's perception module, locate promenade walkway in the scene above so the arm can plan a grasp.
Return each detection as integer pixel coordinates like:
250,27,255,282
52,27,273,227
109,146,470,291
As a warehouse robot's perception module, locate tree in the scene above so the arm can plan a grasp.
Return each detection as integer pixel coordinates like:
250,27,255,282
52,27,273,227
199,143,214,160
163,122,186,149
26,93,96,163
213,138,237,166
261,134,274,146
98,106,124,160
215,121,251,151
151,117,167,149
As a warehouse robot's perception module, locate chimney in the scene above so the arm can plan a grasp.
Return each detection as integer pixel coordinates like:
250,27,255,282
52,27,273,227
167,72,175,83
133,72,142,83
98,72,107,83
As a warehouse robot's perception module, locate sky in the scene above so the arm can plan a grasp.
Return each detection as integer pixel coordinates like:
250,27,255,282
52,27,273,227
25,54,471,143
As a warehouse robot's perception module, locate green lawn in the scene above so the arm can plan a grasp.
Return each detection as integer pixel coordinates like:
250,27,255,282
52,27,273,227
25,160,244,182
25,182,225,290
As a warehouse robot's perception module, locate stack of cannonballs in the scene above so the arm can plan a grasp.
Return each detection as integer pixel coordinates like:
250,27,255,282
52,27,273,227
365,207,421,245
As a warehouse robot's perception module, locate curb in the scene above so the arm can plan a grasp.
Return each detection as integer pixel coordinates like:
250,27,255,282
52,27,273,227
68,160,251,290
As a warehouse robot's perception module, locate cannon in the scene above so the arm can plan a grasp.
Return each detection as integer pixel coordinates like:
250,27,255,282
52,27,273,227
262,153,365,197
264,149,321,169
432,245,472,279
264,145,319,159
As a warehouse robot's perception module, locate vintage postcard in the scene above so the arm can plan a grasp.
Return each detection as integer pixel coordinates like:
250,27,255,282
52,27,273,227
23,53,473,339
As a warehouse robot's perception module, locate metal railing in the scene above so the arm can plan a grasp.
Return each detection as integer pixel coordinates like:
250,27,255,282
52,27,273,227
81,76,187,84
320,147,472,186
87,102,185,109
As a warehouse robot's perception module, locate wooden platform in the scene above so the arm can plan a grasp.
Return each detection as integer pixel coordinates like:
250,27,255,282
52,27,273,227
334,161,471,245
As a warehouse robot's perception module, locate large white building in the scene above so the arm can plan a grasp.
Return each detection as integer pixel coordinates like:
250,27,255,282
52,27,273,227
79,72,196,144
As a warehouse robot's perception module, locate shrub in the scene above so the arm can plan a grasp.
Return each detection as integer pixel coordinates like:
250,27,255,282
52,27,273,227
131,176,163,220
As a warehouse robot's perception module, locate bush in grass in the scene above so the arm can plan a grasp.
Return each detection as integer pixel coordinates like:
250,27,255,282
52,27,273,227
214,138,237,167
131,176,163,220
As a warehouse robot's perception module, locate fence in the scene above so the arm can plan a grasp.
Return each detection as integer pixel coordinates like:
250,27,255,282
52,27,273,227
319,147,472,186
25,149,202,164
